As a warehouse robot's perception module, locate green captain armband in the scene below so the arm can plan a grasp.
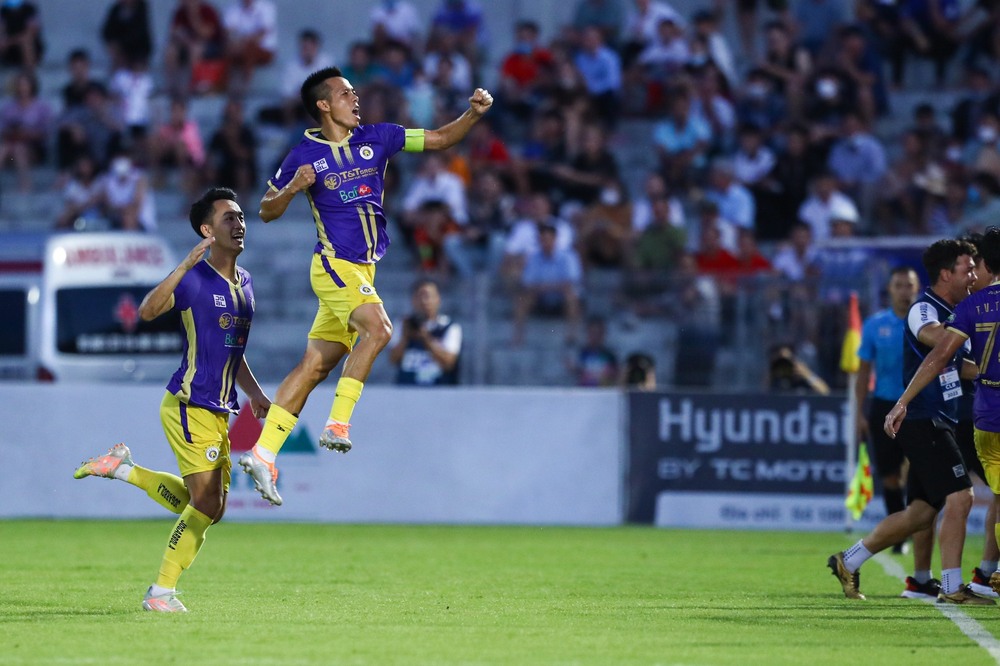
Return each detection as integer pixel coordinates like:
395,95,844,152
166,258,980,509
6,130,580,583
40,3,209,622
404,129,425,152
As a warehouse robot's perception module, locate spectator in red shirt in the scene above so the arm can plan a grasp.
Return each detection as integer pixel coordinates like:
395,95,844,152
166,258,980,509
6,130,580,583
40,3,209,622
734,227,773,276
694,218,741,276
467,119,511,180
501,20,552,88
499,20,553,133
164,0,226,97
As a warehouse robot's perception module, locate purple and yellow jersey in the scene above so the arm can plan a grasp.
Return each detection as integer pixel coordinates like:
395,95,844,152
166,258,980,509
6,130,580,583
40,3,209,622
268,124,425,264
948,283,1000,431
165,261,254,414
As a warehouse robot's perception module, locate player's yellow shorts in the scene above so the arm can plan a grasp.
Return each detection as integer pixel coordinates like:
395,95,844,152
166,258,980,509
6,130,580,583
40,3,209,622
974,428,1000,494
308,253,382,351
159,392,231,491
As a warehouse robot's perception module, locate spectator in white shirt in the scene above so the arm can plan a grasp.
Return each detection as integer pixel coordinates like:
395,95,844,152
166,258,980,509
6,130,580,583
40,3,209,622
371,0,422,53
797,171,859,242
423,29,472,91
223,0,276,95
692,9,737,87
401,153,467,248
826,110,887,223
705,158,755,230
281,29,332,125
501,192,575,282
624,0,685,52
512,222,583,345
109,57,153,146
732,124,776,186
637,17,689,74
631,170,684,235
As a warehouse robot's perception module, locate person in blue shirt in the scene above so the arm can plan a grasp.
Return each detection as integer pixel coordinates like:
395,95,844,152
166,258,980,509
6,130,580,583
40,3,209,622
856,265,919,534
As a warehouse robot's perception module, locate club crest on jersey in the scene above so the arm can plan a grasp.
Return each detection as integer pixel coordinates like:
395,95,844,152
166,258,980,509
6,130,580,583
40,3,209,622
359,145,374,160
359,284,375,296
205,446,220,462
324,172,341,190
219,313,233,329
313,157,329,173
213,294,227,307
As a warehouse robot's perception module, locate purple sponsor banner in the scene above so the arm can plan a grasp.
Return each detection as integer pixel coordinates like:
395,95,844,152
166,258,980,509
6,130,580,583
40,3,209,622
627,391,849,524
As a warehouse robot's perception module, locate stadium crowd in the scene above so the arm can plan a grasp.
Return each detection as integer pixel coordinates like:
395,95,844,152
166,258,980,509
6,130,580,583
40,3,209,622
3,0,1000,387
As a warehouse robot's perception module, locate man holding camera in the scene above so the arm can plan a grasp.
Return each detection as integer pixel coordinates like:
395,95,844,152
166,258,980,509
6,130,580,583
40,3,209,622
389,278,462,386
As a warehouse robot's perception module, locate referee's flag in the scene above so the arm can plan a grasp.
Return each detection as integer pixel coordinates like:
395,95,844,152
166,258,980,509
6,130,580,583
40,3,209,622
845,442,874,520
840,292,862,374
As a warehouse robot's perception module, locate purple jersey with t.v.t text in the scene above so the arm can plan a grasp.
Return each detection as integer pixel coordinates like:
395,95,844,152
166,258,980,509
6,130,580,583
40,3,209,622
947,282,1000,431
268,124,421,264
165,261,254,413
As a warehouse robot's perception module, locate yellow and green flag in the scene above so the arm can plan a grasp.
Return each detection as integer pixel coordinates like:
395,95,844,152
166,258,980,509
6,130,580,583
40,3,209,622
845,441,874,520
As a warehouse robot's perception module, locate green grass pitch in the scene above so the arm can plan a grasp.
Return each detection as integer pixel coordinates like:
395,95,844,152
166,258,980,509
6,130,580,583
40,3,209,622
1,520,997,665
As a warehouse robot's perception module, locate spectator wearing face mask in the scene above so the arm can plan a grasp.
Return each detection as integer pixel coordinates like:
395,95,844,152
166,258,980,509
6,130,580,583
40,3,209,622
736,67,787,129
692,9,736,87
498,20,553,132
803,65,854,137
99,151,156,231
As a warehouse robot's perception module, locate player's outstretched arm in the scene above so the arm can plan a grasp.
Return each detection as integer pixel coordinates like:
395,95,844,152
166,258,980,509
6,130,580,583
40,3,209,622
259,164,316,223
236,357,270,419
138,236,214,321
423,88,494,151
884,329,966,437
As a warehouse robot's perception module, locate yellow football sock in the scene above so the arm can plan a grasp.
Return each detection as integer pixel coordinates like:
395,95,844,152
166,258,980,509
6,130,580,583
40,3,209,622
127,465,190,514
256,403,299,456
155,504,213,589
330,377,364,423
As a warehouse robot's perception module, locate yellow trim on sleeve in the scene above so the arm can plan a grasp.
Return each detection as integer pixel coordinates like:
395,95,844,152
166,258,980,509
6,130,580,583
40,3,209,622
947,326,970,339
404,129,425,152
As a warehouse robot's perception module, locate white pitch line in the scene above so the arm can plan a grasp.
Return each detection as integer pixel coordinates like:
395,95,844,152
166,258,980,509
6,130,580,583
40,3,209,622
873,552,1000,663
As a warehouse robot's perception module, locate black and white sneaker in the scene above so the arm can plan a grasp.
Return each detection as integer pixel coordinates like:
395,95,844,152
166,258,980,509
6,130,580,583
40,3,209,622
969,567,1000,598
900,576,941,600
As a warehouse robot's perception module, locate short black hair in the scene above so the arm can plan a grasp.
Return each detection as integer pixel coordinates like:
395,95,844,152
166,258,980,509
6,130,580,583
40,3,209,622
300,66,345,122
624,353,655,386
410,277,440,294
921,238,976,286
68,48,90,63
189,187,238,237
299,28,321,42
960,231,984,255
888,265,918,280
979,227,1000,275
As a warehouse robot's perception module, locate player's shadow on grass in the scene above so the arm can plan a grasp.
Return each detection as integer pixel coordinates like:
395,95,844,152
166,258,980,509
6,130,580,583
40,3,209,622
4,599,129,619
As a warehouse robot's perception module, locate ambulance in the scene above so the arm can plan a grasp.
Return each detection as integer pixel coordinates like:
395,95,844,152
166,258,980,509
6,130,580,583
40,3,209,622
0,232,182,382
